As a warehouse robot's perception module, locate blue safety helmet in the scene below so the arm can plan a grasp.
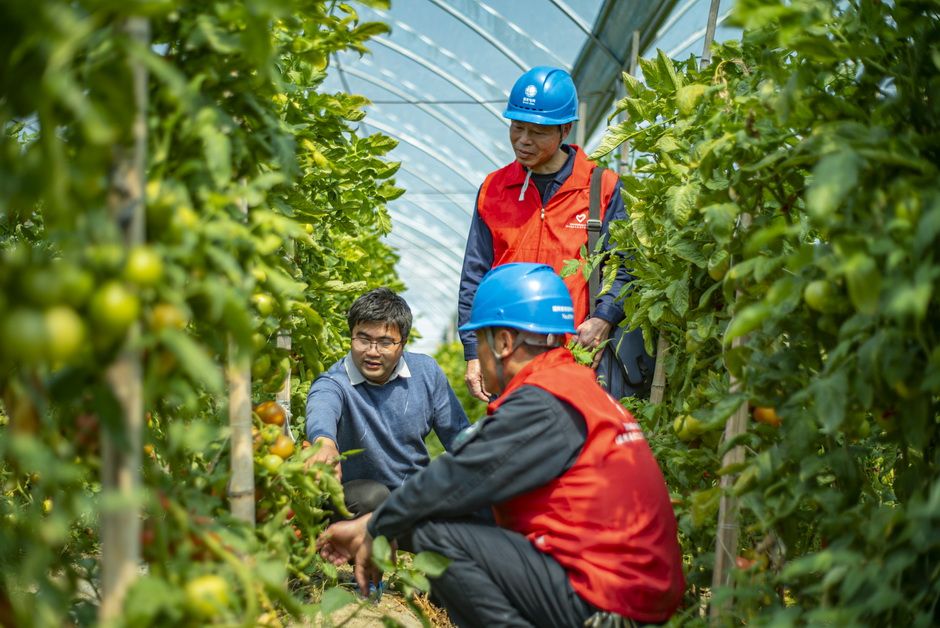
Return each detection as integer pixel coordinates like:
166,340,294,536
503,66,579,126
459,263,576,335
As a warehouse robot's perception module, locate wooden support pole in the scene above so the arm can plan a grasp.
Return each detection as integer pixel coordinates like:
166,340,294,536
227,340,255,524
276,330,294,441
648,336,670,405
100,16,148,623
709,369,749,621
710,211,752,624
228,183,255,524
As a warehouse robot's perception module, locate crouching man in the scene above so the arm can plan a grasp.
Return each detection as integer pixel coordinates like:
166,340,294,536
318,264,684,627
305,287,469,517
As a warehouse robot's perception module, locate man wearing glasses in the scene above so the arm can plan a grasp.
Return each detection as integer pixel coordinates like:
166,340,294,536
305,287,470,517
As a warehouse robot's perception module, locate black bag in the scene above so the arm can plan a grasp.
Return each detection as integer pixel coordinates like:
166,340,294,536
587,168,654,399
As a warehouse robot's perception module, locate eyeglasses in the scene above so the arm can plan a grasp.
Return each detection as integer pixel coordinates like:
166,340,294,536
351,335,403,352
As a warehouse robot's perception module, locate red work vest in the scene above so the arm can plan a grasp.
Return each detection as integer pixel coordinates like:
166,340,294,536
478,146,619,325
489,348,685,622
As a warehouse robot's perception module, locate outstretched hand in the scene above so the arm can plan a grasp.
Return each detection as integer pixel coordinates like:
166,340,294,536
573,317,613,369
304,437,342,481
316,514,381,596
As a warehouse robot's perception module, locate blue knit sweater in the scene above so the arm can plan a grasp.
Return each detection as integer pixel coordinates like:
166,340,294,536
305,352,470,489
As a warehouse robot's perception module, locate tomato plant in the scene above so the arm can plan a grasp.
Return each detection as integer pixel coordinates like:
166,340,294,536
592,0,940,624
0,0,407,624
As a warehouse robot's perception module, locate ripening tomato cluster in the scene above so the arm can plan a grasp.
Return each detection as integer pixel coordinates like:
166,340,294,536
250,400,348,545
252,401,295,474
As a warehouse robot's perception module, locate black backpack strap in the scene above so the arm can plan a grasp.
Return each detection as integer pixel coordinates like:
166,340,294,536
587,167,604,315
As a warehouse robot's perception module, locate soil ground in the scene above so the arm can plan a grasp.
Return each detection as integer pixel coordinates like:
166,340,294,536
300,566,455,627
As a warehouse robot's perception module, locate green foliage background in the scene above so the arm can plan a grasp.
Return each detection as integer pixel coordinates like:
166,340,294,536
591,0,940,624
0,0,412,625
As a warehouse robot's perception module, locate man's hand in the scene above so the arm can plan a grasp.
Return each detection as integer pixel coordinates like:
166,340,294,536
573,318,613,369
304,436,342,481
316,514,381,596
464,359,490,402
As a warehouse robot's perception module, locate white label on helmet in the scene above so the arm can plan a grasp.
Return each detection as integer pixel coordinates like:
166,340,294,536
523,84,538,105
552,305,574,312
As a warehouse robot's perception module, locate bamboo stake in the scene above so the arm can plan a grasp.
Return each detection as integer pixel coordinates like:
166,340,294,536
228,340,255,523
648,336,670,405
276,330,294,441
710,211,753,624
100,17,148,623
228,184,255,524
709,366,749,620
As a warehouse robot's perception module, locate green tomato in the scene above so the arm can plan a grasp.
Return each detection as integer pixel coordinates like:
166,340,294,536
260,453,284,474
1,309,48,364
252,293,275,317
184,574,231,619
262,358,290,394
123,246,164,287
149,302,188,332
173,206,199,231
251,332,268,352
85,243,125,274
44,306,87,363
251,353,272,380
803,279,836,313
56,263,95,307
261,423,282,443
707,252,730,282
22,268,62,307
673,415,705,442
89,281,140,336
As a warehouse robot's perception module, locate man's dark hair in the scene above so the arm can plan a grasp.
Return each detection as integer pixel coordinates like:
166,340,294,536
347,287,413,341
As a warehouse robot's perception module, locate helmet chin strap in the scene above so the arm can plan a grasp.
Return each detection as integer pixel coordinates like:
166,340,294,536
485,328,507,391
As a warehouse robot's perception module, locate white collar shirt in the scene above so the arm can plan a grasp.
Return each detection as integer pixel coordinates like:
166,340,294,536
343,352,411,386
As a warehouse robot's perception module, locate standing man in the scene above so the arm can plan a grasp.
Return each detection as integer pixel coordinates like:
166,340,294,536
305,287,469,516
318,264,684,627
459,65,644,402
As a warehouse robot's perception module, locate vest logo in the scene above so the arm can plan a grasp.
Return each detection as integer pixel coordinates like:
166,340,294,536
614,422,646,446
523,84,538,105
565,213,589,230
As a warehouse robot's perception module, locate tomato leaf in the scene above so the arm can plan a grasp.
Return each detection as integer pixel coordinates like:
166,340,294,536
371,535,394,571
723,303,771,345
806,149,861,222
412,551,451,577
160,329,224,392
319,586,357,617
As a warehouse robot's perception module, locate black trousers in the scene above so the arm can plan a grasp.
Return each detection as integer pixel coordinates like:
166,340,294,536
330,480,391,521
409,518,597,628
341,478,390,518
